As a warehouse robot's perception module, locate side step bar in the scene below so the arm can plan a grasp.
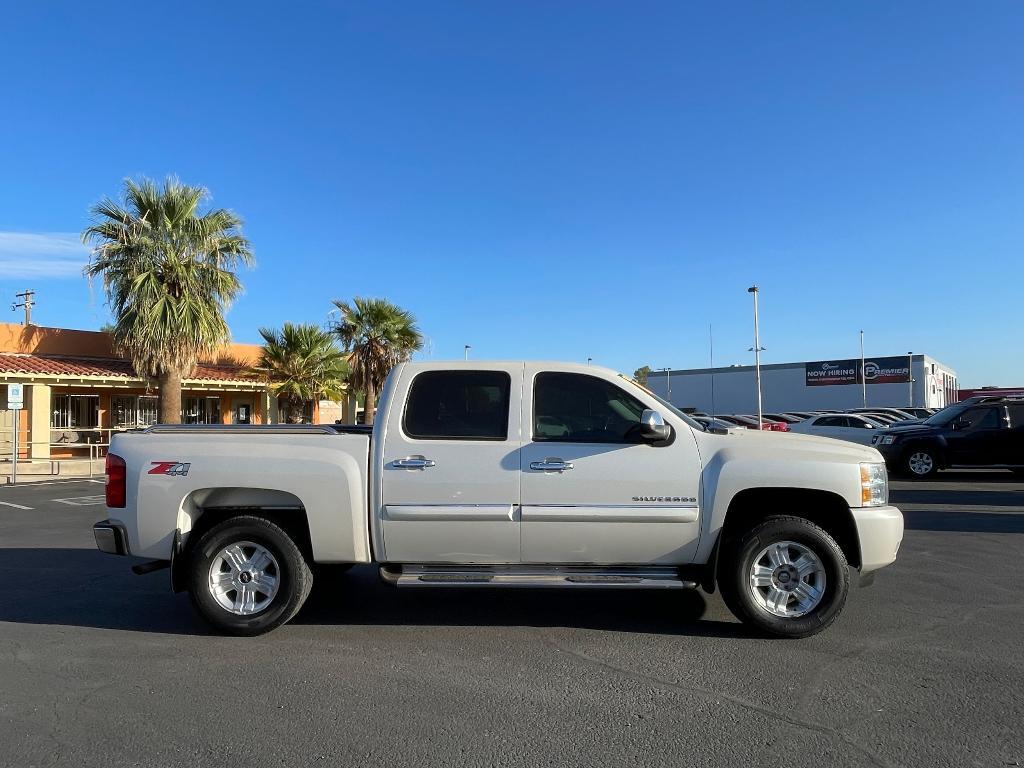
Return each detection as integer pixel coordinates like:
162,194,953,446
380,565,697,590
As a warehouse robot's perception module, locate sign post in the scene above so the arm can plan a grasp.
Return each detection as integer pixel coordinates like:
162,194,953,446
8,384,24,486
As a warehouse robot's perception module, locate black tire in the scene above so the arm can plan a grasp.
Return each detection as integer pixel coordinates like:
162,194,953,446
902,446,939,478
187,515,313,636
718,516,850,639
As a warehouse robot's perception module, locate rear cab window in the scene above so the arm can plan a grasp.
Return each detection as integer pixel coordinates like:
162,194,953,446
403,370,511,440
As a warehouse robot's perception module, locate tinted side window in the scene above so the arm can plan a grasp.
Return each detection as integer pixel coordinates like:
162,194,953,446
534,372,647,443
816,416,844,427
962,407,1000,430
403,371,511,440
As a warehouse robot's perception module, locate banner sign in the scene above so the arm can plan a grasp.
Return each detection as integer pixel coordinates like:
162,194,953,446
805,356,911,387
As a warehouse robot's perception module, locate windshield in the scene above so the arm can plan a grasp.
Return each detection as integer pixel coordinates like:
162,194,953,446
618,374,703,430
923,404,969,425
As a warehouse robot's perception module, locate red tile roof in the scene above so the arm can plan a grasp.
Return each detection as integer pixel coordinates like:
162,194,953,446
0,352,262,383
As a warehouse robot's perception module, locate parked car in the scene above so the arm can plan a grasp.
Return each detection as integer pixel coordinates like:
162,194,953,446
692,416,739,433
789,413,887,445
721,414,789,432
762,413,804,424
858,412,901,426
900,407,936,419
848,407,915,421
93,360,902,638
873,397,1024,478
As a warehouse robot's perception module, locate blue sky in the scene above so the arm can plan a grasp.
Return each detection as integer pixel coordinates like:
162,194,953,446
1,2,1020,386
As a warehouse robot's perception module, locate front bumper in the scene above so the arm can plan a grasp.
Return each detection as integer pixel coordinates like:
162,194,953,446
851,505,903,573
871,439,903,467
93,520,129,556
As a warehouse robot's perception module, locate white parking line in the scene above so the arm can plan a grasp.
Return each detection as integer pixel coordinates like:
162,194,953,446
53,495,106,506
0,501,33,510
0,478,105,489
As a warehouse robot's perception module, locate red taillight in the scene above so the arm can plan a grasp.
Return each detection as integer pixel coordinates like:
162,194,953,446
105,453,126,508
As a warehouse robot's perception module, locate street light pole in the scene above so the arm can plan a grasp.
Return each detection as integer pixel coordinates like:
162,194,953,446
747,286,764,430
464,345,471,361
659,367,672,402
860,330,867,408
907,351,914,407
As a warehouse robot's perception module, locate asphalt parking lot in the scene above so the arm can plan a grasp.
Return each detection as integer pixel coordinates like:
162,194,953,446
0,475,1021,768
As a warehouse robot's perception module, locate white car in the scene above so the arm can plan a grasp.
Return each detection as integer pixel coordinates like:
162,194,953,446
789,413,887,445
93,361,903,639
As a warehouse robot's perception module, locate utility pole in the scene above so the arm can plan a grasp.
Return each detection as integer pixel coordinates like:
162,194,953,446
747,286,764,430
659,367,672,403
12,290,35,326
859,330,867,408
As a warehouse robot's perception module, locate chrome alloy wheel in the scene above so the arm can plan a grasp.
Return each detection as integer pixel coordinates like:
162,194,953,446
748,540,826,618
208,541,280,616
908,451,934,476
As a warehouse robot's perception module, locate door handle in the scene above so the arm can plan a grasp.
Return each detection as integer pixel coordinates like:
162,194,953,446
393,457,436,469
530,459,574,472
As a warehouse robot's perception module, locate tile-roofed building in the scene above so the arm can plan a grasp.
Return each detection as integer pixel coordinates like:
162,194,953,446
0,323,289,464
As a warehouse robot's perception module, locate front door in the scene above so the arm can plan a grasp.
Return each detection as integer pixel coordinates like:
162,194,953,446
520,367,702,565
380,365,522,563
946,406,1004,465
234,401,252,425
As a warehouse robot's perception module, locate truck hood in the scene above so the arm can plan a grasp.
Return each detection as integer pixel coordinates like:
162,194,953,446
696,425,884,465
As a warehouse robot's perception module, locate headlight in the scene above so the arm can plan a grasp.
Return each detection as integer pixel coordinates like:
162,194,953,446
878,435,897,445
860,462,888,507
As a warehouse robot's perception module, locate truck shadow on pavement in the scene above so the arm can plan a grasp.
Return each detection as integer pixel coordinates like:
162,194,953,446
0,549,750,638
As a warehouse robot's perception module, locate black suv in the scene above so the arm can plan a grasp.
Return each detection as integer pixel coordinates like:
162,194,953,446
872,397,1024,478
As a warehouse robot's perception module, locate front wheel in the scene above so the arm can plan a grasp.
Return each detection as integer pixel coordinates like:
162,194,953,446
903,447,939,478
719,516,850,638
188,515,313,636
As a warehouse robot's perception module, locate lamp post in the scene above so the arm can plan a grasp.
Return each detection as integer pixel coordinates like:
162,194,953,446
464,345,471,361
659,367,672,402
907,352,914,407
747,286,764,430
859,330,867,408
587,357,592,366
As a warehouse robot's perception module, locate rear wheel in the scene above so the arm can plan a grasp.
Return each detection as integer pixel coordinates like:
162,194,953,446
188,515,313,636
904,447,938,478
719,516,849,638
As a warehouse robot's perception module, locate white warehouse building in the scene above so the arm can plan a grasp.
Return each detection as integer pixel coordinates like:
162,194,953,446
647,354,958,415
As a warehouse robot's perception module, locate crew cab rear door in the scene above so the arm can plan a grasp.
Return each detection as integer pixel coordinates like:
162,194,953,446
519,366,702,565
378,363,523,563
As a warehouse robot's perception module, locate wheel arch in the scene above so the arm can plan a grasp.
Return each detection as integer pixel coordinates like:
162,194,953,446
171,487,313,593
712,487,861,579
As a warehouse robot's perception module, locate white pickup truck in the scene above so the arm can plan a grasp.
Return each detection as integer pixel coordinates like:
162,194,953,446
94,361,903,638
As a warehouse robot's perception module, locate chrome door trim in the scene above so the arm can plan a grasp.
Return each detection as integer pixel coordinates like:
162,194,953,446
520,505,699,523
384,504,517,522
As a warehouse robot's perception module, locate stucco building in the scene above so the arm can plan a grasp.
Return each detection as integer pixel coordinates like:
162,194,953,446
0,323,288,462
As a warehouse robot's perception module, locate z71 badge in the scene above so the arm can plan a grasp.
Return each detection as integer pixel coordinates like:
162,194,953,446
148,461,191,477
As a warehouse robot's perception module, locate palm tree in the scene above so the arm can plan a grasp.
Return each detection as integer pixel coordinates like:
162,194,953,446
83,177,253,424
258,323,349,423
332,297,423,424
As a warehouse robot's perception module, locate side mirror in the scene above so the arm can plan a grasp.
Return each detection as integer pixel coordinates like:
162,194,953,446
639,409,671,441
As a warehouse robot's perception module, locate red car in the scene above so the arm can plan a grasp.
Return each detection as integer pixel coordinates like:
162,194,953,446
714,415,790,432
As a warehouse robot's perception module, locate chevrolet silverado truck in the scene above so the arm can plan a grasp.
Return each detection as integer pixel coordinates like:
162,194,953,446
93,362,903,638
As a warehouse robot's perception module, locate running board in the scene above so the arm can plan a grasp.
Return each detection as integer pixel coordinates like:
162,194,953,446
379,565,697,590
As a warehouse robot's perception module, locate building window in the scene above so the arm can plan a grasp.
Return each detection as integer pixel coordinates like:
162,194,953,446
183,397,221,424
112,395,160,428
51,394,99,429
